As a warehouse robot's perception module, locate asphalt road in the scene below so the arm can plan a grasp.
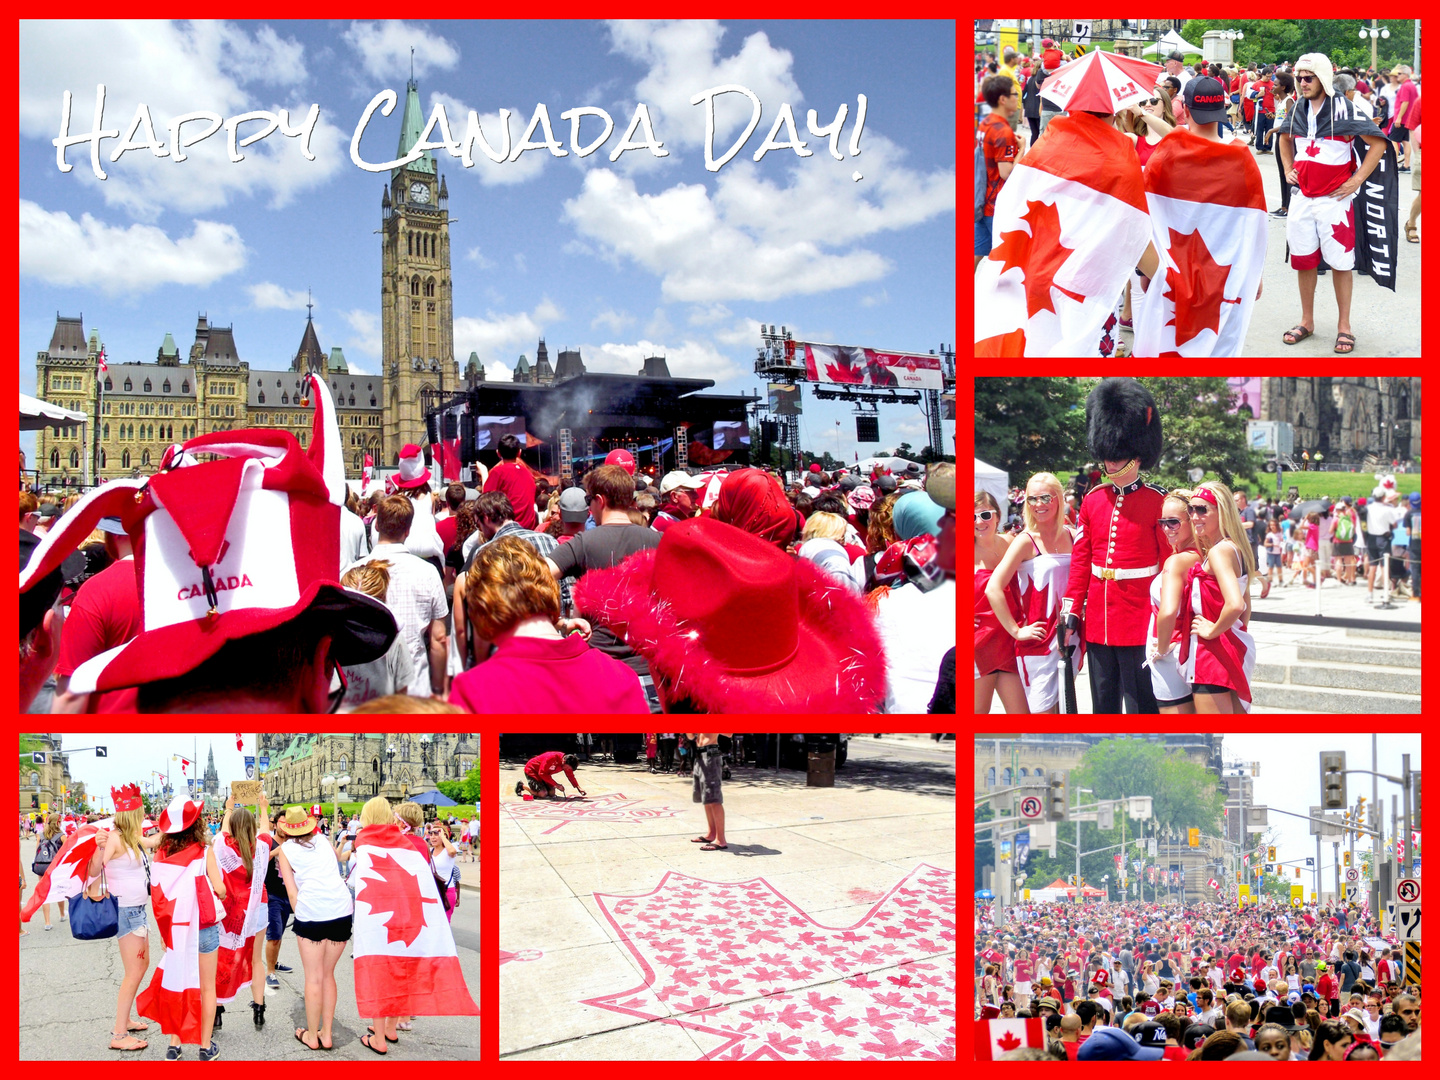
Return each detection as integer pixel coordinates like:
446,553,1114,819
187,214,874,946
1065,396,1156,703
19,838,479,1061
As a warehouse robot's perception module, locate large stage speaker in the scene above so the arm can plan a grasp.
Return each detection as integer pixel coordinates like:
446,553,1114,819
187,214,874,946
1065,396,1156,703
426,412,442,447
760,420,779,442
460,411,476,453
442,411,459,440
855,415,879,443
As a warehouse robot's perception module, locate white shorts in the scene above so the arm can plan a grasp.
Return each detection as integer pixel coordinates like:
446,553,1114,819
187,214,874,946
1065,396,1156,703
1018,647,1080,712
1148,645,1193,704
1287,188,1357,271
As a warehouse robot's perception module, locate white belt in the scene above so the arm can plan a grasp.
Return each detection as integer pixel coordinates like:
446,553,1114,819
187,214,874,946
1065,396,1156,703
1091,563,1159,581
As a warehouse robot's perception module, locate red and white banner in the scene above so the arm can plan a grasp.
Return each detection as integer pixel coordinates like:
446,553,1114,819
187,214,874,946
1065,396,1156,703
800,344,943,390
975,1017,1046,1059
1208,878,1219,890
362,452,373,489
1133,130,1268,357
351,823,479,1018
214,833,274,1004
136,842,224,1043
975,111,1151,356
22,824,102,922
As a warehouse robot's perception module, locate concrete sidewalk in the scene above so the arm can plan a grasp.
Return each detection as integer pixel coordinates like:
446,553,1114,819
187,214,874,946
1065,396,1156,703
499,756,956,1060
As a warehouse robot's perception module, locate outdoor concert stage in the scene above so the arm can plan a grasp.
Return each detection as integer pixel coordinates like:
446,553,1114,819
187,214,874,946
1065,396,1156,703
451,373,757,478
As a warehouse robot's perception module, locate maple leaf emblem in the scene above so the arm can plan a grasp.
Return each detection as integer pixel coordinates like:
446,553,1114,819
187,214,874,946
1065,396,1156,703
1305,142,1321,157
988,199,1088,318
996,1030,1023,1052
803,1040,847,1060
1162,227,1243,347
355,852,437,947
860,1030,924,1058
1331,209,1356,253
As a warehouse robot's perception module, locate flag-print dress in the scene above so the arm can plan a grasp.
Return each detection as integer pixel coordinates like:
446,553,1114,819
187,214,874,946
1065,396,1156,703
1015,527,1082,711
1183,544,1256,710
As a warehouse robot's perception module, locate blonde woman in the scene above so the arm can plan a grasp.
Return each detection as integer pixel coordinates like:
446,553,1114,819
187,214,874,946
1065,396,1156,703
986,473,1076,713
974,489,1024,712
1147,489,1202,713
1184,481,1257,713
89,786,163,1051
34,813,67,929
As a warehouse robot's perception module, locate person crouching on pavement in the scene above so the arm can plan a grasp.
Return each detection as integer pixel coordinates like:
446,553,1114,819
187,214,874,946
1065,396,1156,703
515,752,585,799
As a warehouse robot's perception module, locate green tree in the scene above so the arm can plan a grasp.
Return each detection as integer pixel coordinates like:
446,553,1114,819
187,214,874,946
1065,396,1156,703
1179,20,1417,73
1131,377,1263,493
974,377,1089,479
1073,738,1226,836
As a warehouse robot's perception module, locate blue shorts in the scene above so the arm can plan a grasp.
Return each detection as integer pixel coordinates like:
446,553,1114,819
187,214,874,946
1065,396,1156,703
1267,552,1283,568
118,903,148,937
197,923,219,955
975,215,994,256
267,894,293,941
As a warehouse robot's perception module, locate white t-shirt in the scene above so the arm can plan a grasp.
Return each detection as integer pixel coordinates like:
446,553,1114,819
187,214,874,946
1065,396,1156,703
1380,82,1399,119
1349,93,1375,120
467,817,480,839
875,578,956,713
1366,502,1404,536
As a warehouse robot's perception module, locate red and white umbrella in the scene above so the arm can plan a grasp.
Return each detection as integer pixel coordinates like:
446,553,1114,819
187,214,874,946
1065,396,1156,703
1038,49,1165,115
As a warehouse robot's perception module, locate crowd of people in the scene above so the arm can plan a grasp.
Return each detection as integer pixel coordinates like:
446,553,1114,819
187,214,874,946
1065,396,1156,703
975,378,1421,715
21,788,477,1059
974,893,1422,1060
976,40,1420,357
19,374,955,714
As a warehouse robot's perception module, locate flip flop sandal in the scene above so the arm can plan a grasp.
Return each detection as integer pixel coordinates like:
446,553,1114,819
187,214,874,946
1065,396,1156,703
1334,332,1356,353
701,843,729,851
127,1021,150,1032
690,836,716,843
367,1026,400,1043
1406,225,1419,243
360,1033,389,1056
294,1028,321,1052
108,1033,148,1052
1282,325,1314,345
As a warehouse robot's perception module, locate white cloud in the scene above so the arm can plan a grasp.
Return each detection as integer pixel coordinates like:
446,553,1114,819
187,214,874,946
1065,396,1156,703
714,316,767,347
592,308,635,333
585,338,743,383
513,252,528,274
645,307,673,339
19,199,247,295
465,246,496,269
532,297,563,323
483,361,514,382
860,288,890,308
606,20,801,151
452,299,555,371
247,282,311,310
342,309,381,359
19,21,348,220
687,302,731,326
342,21,460,81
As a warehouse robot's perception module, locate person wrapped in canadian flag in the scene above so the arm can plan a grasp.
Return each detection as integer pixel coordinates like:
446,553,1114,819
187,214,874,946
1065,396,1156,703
135,795,227,1061
212,791,276,1031
349,795,478,1053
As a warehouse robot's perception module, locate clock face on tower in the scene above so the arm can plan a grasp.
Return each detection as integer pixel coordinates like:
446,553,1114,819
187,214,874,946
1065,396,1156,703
409,180,430,204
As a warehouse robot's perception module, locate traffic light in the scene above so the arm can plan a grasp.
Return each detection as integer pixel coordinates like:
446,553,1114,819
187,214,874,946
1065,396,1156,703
1188,828,1200,847
1048,771,1069,822
1343,851,1351,867
1321,751,1347,809
1268,846,1276,862
1356,796,1367,829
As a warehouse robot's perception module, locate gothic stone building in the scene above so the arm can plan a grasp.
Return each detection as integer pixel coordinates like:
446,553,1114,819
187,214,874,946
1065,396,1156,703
256,733,478,808
33,77,462,489
1257,377,1421,465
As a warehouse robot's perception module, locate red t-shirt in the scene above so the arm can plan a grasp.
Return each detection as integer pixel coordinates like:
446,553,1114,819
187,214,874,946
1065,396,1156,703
54,556,142,712
979,113,1018,217
1162,1045,1190,1061
1255,79,1276,115
436,515,459,558
482,460,538,530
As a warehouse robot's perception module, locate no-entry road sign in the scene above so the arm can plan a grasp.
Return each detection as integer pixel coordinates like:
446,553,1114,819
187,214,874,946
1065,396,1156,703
1019,795,1044,820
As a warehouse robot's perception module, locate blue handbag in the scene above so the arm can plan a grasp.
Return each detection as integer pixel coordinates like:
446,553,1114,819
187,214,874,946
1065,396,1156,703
70,868,119,940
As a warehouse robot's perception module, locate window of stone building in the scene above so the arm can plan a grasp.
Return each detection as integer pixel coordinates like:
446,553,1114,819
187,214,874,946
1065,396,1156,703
986,767,995,788
124,378,132,391
99,449,106,467
144,379,152,392
258,391,265,404
105,377,113,391
50,449,59,468
182,380,190,393
121,450,131,468
1002,767,1012,785
141,450,150,466
103,423,109,439
163,379,171,393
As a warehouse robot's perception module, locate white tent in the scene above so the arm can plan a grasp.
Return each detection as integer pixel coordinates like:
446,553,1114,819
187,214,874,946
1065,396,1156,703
20,392,86,431
974,457,1008,512
1141,30,1201,57
856,454,924,475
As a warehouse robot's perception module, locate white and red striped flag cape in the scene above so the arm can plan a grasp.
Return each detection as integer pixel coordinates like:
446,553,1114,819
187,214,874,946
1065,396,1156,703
351,823,479,1018
21,823,103,921
975,111,1151,356
975,1017,1046,1059
214,832,275,1004
1133,129,1268,357
136,841,225,1044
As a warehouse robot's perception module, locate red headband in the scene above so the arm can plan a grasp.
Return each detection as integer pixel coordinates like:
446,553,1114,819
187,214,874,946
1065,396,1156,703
1195,487,1218,506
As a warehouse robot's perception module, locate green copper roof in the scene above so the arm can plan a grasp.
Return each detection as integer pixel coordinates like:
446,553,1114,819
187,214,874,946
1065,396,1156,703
159,332,179,357
393,78,436,179
329,346,348,374
514,353,530,374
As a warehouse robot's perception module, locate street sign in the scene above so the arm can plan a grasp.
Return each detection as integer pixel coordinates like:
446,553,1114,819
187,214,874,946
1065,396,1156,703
1346,867,1360,882
1397,878,1421,903
1073,20,1092,42
1394,905,1421,942
1404,941,1421,983
1019,795,1043,820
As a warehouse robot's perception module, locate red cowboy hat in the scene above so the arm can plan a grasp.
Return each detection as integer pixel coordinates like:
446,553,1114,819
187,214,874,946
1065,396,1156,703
18,374,397,695
393,443,432,489
572,517,886,713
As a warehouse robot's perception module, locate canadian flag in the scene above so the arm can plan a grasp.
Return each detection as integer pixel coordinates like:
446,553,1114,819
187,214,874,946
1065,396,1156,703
351,823,479,1018
235,733,243,752
176,756,191,776
1208,878,1219,890
975,1017,1046,1060
362,452,373,489
975,111,1151,356
214,833,274,1004
97,347,108,374
1133,130,1268,357
136,842,225,1043
21,824,103,922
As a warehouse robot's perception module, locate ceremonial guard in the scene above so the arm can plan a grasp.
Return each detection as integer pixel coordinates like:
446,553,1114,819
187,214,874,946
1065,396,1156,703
1061,378,1170,712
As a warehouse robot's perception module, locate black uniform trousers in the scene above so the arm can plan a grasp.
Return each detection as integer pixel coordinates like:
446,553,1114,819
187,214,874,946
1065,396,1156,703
1086,642,1158,714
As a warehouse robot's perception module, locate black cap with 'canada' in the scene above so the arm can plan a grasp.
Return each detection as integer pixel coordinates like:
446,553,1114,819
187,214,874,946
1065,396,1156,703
1184,76,1229,124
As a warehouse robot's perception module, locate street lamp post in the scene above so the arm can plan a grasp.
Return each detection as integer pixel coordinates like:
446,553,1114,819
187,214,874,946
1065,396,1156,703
1360,22,1391,72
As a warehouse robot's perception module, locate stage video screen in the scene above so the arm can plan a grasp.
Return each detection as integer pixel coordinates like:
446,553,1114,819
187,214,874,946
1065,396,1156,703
712,421,751,450
472,415,528,451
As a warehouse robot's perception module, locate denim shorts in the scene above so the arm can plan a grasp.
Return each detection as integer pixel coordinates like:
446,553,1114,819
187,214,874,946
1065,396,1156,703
197,922,219,955
267,893,293,941
974,215,994,256
118,904,148,937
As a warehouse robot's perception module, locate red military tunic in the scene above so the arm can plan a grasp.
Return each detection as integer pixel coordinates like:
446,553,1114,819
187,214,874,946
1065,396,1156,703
1063,478,1170,646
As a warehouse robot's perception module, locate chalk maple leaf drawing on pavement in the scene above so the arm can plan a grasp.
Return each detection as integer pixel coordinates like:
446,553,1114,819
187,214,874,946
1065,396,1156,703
503,792,685,835
580,863,955,1060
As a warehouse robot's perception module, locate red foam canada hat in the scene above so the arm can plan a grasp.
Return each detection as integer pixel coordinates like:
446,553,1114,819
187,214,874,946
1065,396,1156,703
110,783,142,812
156,795,202,834
394,443,432,489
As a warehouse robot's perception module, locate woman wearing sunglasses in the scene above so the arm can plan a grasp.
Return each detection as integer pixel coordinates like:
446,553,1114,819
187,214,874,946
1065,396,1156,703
1181,481,1257,713
1147,489,1203,713
974,489,1026,713
1118,87,1178,333
985,473,1077,713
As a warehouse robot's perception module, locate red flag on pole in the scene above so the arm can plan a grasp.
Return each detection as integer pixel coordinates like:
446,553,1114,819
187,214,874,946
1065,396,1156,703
362,452,373,489
97,347,108,374
235,733,243,752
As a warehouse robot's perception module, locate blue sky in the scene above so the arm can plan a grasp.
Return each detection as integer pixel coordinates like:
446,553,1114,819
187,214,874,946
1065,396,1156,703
19,19,956,466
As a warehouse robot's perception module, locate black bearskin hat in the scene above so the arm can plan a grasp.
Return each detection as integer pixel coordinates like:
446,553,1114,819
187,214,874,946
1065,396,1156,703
1086,378,1162,470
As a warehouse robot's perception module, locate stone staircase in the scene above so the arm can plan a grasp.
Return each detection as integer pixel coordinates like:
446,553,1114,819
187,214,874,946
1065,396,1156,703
1248,627,1421,713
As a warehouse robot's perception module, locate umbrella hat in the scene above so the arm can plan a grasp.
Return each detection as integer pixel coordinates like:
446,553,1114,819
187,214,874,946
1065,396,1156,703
1038,50,1165,115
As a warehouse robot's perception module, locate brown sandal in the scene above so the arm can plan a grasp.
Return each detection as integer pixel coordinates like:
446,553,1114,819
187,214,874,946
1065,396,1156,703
1334,332,1356,354
1282,324,1314,345
108,1032,148,1051
1406,223,1419,243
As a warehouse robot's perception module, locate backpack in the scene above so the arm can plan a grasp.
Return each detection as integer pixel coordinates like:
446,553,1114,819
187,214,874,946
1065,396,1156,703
1335,511,1355,541
31,835,62,876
